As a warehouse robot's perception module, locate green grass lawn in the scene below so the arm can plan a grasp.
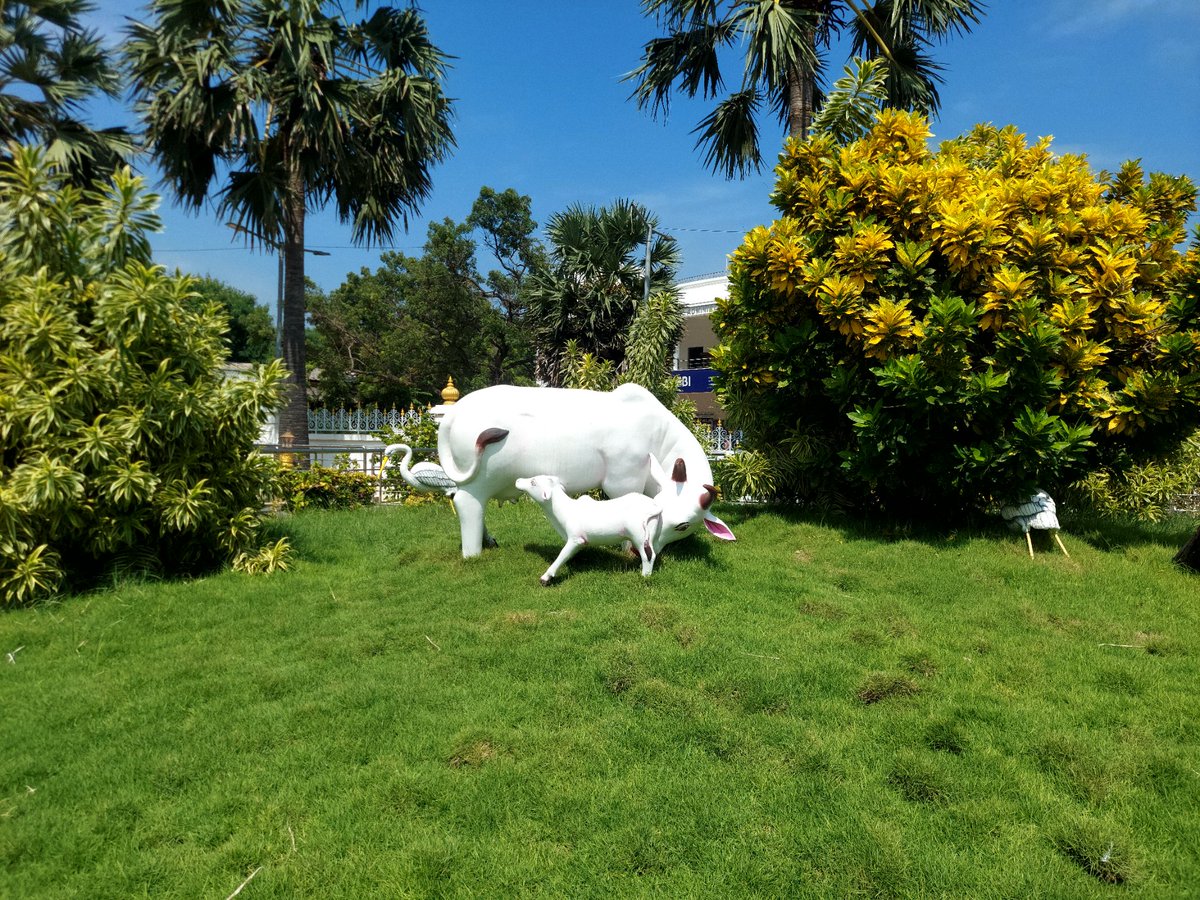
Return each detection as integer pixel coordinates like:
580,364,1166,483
2,501,1198,898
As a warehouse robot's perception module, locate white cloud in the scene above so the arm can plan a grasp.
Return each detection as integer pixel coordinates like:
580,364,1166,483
1048,0,1200,37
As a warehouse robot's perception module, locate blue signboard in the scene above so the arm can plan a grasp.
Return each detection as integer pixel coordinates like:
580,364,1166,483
674,368,716,393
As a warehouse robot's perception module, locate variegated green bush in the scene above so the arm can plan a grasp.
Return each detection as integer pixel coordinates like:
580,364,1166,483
714,111,1200,515
0,147,286,603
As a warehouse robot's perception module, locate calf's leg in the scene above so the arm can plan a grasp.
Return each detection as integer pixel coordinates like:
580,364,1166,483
542,536,586,585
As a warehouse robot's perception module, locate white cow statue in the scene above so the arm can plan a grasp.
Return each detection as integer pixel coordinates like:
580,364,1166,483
436,383,736,558
515,474,663,584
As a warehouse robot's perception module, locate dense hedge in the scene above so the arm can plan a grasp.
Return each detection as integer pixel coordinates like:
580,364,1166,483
0,148,286,603
713,111,1200,515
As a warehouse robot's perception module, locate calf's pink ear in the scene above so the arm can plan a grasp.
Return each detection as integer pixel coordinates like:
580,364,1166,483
703,513,735,541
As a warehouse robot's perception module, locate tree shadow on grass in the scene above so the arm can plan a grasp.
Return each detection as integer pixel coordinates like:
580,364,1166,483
714,500,1200,558
1060,513,1198,555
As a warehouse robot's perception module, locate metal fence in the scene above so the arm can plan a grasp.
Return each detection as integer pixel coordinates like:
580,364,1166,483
308,406,425,434
303,406,743,455
260,418,742,504
699,422,742,456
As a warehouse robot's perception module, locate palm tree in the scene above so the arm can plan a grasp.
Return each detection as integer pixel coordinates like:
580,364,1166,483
626,0,983,178
125,0,454,449
1,0,133,183
526,200,680,386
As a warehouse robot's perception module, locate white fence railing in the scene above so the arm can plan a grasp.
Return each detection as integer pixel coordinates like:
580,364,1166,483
304,406,742,457
308,406,424,434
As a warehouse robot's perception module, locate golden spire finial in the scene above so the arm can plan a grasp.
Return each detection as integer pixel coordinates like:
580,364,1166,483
441,375,460,405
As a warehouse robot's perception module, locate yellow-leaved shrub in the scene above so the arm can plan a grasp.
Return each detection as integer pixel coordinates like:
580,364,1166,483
713,111,1200,515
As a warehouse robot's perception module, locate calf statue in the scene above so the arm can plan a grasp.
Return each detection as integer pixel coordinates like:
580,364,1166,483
436,383,736,558
515,474,663,584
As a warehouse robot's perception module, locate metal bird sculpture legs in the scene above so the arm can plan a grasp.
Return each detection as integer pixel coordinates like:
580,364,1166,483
999,490,1070,559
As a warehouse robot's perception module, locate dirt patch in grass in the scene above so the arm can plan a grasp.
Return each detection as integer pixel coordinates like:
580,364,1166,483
1034,734,1114,802
639,604,699,648
501,610,540,627
924,720,967,754
1134,631,1185,656
857,672,920,704
849,628,886,648
448,739,500,769
799,600,846,621
602,646,640,695
901,652,939,678
639,603,680,631
888,752,950,804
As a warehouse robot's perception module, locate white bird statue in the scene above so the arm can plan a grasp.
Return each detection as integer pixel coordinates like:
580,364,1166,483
381,443,457,497
999,489,1069,558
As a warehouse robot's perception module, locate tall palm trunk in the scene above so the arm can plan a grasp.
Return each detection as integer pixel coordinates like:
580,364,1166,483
787,57,815,141
279,158,310,453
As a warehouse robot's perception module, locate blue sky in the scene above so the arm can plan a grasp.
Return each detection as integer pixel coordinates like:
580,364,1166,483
82,0,1200,312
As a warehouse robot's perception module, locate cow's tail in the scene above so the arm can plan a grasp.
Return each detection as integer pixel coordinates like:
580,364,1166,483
437,425,510,484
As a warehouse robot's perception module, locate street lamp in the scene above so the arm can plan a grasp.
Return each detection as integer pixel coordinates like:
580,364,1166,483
272,245,330,359
225,223,330,358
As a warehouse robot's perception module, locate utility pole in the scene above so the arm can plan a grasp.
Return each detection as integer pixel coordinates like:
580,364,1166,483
643,222,653,305
276,249,284,358
226,222,329,359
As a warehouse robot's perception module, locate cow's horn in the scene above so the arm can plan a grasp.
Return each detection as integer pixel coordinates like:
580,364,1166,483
700,483,717,510
672,458,687,483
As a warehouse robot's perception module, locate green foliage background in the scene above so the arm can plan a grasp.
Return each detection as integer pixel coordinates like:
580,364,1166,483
0,147,285,603
307,187,543,408
714,111,1200,515
191,275,276,363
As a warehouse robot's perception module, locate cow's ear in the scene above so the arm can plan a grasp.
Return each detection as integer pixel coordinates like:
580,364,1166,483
649,454,667,491
704,512,735,541
672,458,687,483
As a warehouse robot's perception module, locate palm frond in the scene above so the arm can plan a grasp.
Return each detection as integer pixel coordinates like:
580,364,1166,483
693,88,763,179
735,0,820,91
624,21,737,116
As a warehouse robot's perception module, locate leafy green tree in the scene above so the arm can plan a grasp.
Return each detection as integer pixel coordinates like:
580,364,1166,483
626,0,982,177
308,222,490,408
309,186,544,405
714,112,1200,516
527,200,680,385
191,276,276,363
125,0,454,449
0,0,133,184
0,146,286,604
466,187,545,385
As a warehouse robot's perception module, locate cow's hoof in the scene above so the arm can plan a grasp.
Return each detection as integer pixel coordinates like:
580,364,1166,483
540,576,552,587
484,536,499,549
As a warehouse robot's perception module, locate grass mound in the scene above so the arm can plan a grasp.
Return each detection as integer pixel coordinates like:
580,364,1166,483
2,502,1197,896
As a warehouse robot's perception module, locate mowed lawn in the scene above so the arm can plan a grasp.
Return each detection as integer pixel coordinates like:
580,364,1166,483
2,501,1198,898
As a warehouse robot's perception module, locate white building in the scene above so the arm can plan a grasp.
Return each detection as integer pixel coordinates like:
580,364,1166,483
672,272,729,420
